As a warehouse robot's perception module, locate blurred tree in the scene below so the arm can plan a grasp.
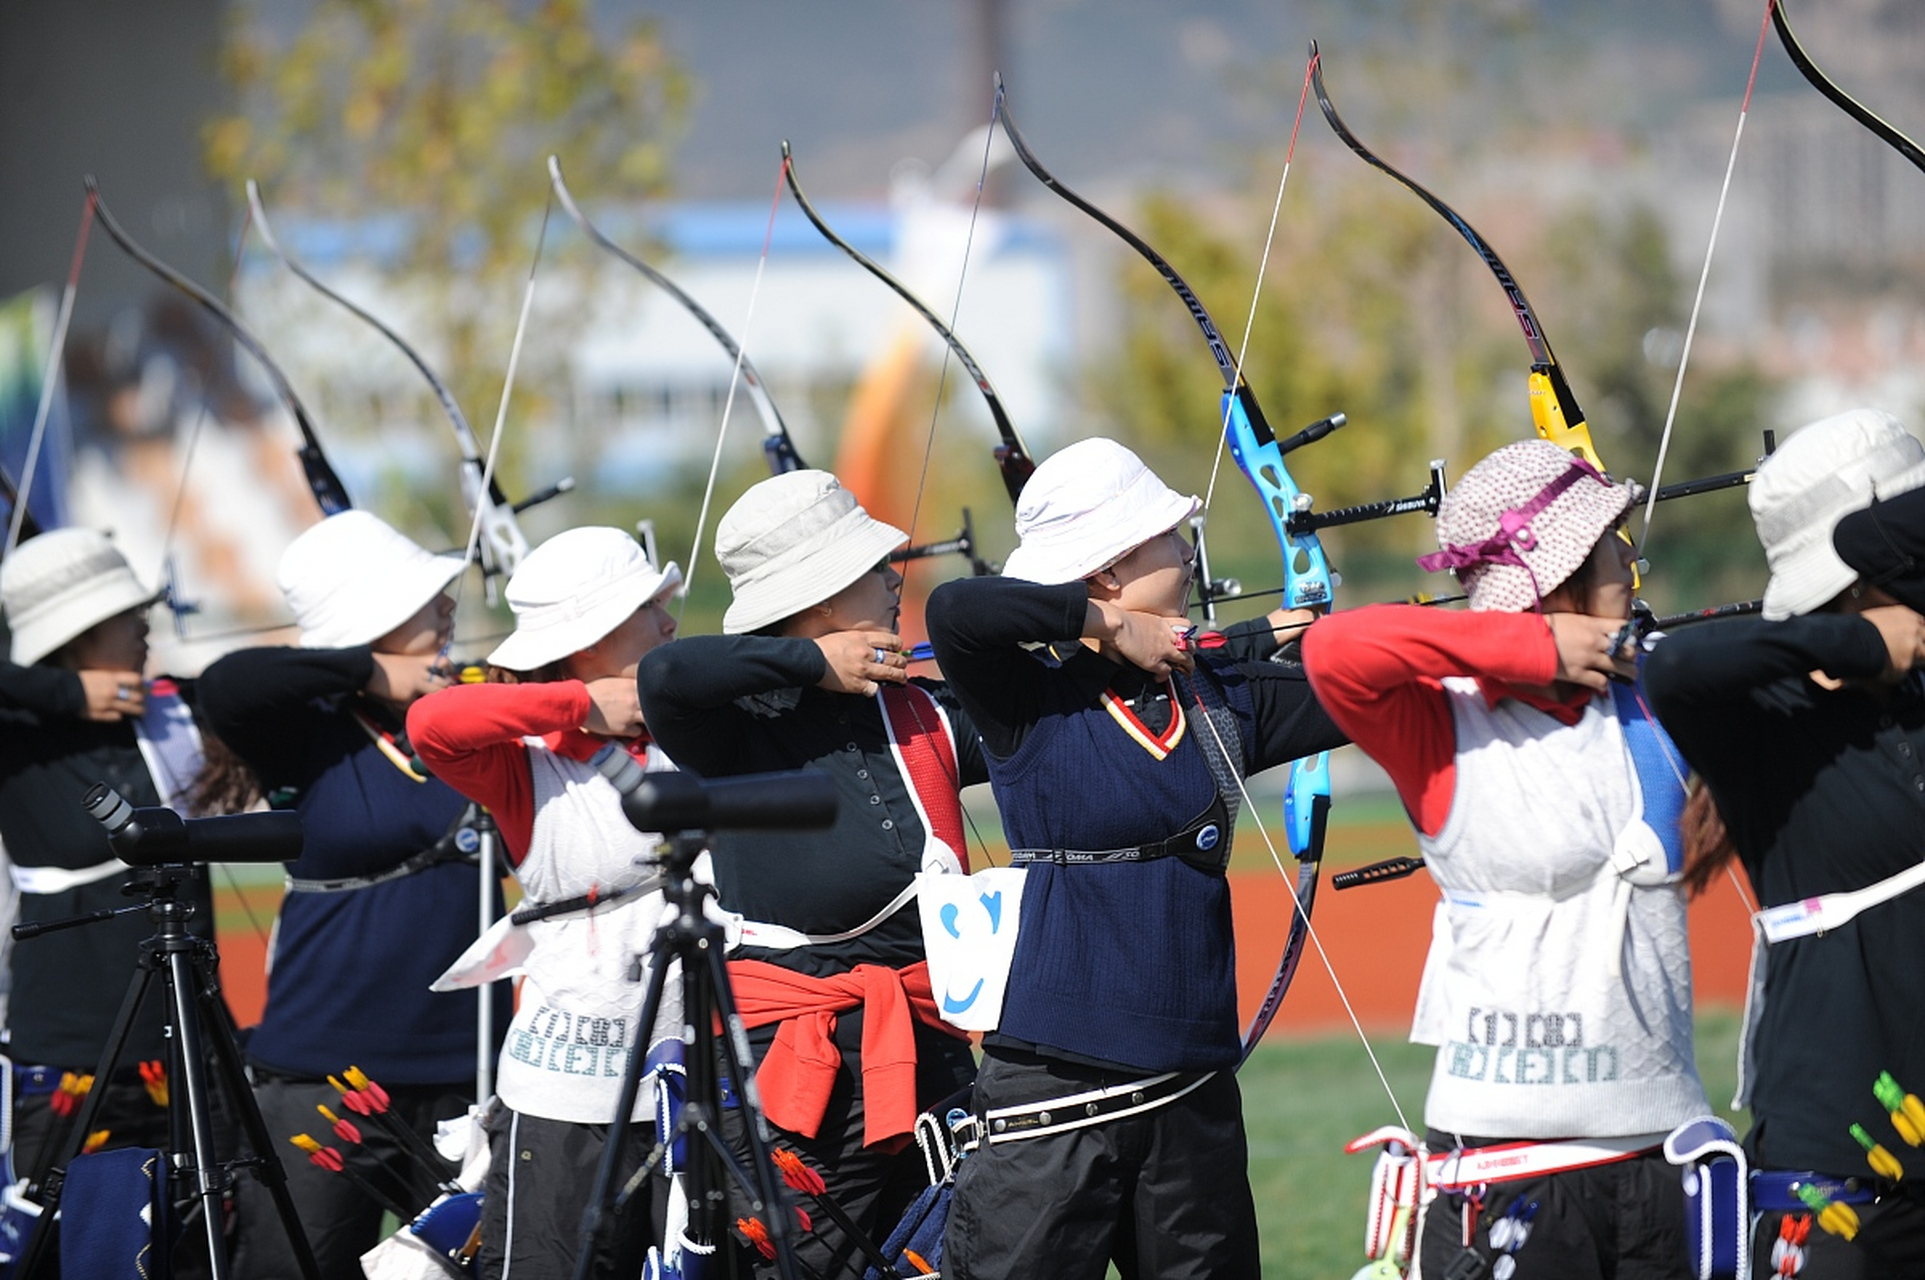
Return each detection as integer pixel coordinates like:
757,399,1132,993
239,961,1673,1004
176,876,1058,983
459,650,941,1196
1546,204,1682,459
204,0,691,521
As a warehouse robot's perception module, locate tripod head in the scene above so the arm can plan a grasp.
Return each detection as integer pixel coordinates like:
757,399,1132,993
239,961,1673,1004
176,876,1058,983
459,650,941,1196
10,857,210,944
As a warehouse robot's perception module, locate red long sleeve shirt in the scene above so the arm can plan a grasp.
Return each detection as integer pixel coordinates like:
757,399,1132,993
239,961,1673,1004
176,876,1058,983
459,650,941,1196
406,681,647,863
1300,605,1585,837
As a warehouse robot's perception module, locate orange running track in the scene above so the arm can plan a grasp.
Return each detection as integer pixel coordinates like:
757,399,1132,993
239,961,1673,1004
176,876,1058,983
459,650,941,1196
216,852,1756,1036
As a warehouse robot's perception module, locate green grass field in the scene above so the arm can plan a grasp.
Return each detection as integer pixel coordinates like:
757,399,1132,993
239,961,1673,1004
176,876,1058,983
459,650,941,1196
1236,1008,1747,1278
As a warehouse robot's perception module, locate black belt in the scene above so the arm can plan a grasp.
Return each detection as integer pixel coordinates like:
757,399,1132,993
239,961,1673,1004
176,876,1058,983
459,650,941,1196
1009,796,1232,876
977,1069,1212,1143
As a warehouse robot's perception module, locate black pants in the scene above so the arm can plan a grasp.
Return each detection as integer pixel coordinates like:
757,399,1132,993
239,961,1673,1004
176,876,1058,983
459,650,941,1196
1750,1189,1925,1279
943,1048,1259,1280
1418,1135,1689,1280
476,1105,666,1280
230,1072,470,1280
11,1075,173,1189
721,1011,975,1280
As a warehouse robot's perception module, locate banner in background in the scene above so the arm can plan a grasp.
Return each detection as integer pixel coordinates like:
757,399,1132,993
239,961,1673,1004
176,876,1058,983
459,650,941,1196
0,288,72,538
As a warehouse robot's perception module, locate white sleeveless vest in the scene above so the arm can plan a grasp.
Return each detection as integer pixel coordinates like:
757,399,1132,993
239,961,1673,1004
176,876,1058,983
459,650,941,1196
1411,679,1707,1139
495,743,681,1124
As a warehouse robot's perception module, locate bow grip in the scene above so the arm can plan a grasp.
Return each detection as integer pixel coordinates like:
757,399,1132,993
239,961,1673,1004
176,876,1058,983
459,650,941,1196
1221,390,1335,612
1526,368,1604,472
1283,752,1331,861
297,442,352,517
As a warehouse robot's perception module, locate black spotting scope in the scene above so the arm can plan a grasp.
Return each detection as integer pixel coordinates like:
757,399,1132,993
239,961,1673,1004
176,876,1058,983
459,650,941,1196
588,746,837,833
84,783,305,866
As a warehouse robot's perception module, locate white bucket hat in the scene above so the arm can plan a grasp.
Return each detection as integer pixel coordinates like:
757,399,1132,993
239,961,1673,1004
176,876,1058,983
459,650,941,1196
715,471,907,635
486,527,681,671
278,511,466,649
1750,408,1925,619
1419,439,1639,613
0,529,158,665
1001,438,1200,585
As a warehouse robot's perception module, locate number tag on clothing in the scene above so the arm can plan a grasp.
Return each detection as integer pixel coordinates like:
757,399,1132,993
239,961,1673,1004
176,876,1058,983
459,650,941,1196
916,867,1027,1032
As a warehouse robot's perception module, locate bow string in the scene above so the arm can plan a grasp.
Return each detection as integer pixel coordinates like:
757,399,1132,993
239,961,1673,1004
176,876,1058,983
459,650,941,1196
779,140,1037,512
4,191,94,558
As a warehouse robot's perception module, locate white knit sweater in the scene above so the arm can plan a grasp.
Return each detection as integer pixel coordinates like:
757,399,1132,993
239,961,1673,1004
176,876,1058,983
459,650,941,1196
496,743,681,1124
1411,679,1707,1139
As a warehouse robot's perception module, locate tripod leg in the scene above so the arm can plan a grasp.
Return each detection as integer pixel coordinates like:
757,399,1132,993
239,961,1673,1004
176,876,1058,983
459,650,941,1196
14,954,160,1280
704,941,803,1280
192,951,324,1280
164,944,234,1278
475,820,497,1102
571,934,674,1280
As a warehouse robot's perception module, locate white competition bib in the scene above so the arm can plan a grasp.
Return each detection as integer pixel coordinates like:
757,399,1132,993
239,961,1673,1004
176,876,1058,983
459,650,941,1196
916,866,1027,1032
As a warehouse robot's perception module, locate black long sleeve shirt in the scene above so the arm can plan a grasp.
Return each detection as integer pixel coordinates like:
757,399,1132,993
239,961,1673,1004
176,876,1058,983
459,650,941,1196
635,634,989,978
0,662,213,1069
923,576,1342,769
1645,615,1925,1178
196,645,504,1082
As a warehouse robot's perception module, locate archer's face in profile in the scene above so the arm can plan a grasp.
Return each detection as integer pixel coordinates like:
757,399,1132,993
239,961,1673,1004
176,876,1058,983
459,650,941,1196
376,591,456,658
1569,525,1638,623
573,591,680,682
816,557,905,636
63,604,152,674
1105,525,1196,619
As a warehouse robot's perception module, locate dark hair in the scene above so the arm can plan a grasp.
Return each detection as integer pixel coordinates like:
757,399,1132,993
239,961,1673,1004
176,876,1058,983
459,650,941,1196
1680,777,1744,899
484,660,568,686
189,731,263,816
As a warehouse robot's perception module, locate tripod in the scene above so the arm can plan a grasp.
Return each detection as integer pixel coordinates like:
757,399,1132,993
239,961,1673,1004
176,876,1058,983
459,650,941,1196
573,831,801,1280
11,863,321,1280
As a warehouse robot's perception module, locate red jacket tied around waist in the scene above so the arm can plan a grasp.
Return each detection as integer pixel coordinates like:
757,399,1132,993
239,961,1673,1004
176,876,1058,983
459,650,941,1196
728,959,966,1149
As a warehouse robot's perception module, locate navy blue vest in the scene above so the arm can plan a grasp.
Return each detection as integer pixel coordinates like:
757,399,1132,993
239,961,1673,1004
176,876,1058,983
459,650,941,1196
991,653,1256,1072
